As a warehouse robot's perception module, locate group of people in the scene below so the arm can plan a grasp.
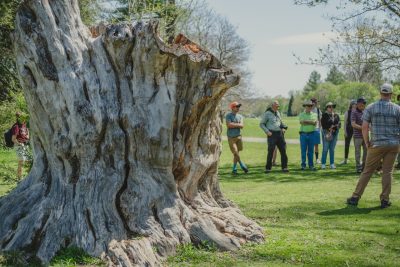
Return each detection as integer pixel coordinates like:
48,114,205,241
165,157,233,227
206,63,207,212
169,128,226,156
226,83,400,208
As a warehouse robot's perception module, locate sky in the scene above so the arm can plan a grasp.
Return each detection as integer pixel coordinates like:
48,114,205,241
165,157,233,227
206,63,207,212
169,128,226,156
204,0,341,98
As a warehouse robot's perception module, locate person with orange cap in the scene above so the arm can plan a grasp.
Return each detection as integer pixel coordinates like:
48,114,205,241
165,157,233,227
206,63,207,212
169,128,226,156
226,101,248,175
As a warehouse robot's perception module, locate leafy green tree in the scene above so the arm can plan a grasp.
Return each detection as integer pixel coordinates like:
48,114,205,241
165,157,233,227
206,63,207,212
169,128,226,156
303,70,321,96
325,65,346,85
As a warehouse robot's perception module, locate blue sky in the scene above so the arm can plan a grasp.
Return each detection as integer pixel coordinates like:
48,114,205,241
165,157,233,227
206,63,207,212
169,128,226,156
205,0,341,97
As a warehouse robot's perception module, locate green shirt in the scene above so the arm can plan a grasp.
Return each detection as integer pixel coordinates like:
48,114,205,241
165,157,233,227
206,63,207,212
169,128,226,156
226,112,243,138
299,112,317,133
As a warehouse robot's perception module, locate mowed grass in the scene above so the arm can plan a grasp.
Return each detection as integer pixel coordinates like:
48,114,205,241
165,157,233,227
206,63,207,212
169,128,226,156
1,139,400,266
225,117,345,141
169,142,400,266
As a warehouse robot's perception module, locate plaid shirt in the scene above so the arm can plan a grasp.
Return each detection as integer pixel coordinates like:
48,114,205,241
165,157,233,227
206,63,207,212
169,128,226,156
362,99,400,146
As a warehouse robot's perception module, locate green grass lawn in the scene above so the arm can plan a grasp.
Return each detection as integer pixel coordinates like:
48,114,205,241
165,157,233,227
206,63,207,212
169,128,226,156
225,117,345,141
1,140,400,266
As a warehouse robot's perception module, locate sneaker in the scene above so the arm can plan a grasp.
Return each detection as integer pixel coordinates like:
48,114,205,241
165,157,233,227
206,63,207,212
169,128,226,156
321,164,326,169
381,199,392,209
316,159,321,164
330,164,336,169
242,166,249,173
264,169,271,173
340,159,348,165
356,169,362,174
310,167,317,171
232,170,238,175
282,168,289,173
301,167,305,171
346,196,359,206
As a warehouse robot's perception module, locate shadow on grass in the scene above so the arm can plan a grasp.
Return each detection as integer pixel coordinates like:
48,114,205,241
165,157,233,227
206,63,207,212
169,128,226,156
218,163,368,183
317,206,381,216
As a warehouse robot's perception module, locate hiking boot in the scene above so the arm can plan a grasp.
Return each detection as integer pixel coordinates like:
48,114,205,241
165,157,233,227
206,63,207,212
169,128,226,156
356,169,362,174
301,167,305,171
346,196,359,206
264,169,271,173
381,199,392,209
340,159,348,165
282,168,289,173
310,167,317,171
242,166,249,173
232,170,238,175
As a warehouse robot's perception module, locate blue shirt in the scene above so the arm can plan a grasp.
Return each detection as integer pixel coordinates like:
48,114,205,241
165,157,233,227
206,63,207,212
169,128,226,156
363,99,400,146
226,112,243,138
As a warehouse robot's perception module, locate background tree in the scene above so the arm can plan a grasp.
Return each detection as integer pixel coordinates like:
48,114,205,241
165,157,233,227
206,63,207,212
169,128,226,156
287,93,294,116
325,65,346,85
295,1,400,79
0,1,263,266
303,70,321,96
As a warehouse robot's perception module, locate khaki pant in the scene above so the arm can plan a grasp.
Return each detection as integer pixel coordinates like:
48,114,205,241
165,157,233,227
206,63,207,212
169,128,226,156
354,137,367,171
228,136,243,162
352,145,400,201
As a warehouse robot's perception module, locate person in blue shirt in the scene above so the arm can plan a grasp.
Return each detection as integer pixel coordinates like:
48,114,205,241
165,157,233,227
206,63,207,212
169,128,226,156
226,101,249,175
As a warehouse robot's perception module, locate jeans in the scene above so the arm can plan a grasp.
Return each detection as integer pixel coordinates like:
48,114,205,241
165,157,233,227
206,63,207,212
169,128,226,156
321,129,338,165
300,132,315,168
266,131,288,170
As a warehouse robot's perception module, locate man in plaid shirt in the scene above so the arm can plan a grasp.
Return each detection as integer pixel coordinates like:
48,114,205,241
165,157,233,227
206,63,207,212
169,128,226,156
347,83,400,208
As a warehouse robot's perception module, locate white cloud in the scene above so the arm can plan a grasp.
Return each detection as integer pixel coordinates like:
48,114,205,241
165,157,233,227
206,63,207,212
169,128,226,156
267,32,337,46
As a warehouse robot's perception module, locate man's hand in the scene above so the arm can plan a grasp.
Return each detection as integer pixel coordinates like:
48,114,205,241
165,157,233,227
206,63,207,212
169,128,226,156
281,129,286,134
267,132,272,137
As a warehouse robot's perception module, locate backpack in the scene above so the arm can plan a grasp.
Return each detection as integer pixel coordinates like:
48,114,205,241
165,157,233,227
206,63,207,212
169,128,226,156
4,125,15,148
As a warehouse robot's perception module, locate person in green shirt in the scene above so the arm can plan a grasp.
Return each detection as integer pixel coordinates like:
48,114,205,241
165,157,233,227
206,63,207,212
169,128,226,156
299,100,318,170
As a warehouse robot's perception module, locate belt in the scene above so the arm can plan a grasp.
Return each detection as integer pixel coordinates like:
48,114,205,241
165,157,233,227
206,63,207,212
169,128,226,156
299,131,314,134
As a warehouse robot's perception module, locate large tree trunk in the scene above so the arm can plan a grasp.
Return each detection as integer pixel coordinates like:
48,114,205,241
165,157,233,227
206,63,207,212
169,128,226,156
0,1,264,266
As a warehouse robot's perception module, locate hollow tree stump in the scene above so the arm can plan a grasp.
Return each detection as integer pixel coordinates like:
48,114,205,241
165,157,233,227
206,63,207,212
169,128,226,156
0,0,264,266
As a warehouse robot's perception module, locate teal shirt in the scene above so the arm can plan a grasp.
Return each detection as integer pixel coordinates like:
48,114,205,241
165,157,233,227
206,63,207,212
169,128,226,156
226,112,243,137
299,112,317,133
260,110,282,134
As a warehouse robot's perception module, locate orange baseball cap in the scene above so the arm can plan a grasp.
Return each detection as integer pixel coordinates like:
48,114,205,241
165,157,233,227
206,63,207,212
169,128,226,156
229,101,242,109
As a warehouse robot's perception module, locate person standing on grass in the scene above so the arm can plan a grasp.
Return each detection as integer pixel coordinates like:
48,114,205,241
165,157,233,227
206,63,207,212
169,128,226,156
352,97,367,173
311,98,322,164
11,112,30,179
341,100,357,165
260,100,289,173
396,94,400,169
226,101,248,175
299,100,318,171
347,83,400,209
320,102,341,169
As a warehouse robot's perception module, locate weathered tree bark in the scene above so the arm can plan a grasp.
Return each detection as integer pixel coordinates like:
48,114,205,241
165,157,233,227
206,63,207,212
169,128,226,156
0,0,264,266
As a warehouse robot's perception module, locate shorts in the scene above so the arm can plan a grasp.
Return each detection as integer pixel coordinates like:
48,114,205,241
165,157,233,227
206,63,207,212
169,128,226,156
15,144,29,161
313,129,321,145
228,136,243,154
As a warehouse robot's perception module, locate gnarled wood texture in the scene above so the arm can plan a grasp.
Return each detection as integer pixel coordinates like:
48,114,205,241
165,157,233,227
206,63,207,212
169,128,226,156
0,0,264,266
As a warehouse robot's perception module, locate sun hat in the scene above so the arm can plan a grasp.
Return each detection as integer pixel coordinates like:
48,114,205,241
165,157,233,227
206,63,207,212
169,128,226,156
380,83,393,94
229,101,242,109
302,100,313,107
325,102,336,109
